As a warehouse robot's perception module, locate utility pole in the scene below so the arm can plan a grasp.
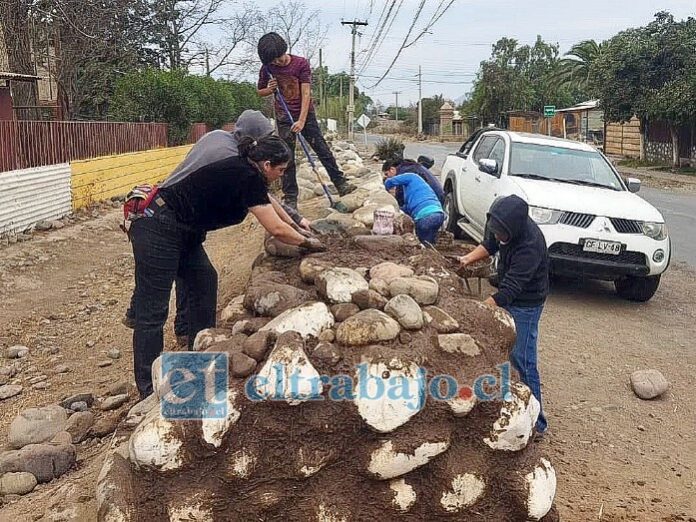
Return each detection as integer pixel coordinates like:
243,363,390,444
205,48,210,76
393,91,402,122
417,65,423,134
318,48,324,118
342,19,368,141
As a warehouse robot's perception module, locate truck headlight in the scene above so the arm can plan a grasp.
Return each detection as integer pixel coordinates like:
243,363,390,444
529,206,561,225
642,222,667,240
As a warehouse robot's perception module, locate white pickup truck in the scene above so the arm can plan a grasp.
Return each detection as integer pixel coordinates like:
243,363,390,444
440,129,670,301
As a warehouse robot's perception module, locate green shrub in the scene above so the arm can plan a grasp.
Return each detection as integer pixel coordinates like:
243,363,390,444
109,69,267,145
374,137,405,160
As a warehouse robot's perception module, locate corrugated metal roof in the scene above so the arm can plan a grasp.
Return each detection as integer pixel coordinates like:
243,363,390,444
0,71,42,82
556,100,600,113
0,163,71,235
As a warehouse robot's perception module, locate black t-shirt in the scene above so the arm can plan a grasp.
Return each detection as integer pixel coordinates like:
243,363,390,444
159,156,270,232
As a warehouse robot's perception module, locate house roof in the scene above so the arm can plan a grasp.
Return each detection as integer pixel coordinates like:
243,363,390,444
0,71,42,82
556,100,600,113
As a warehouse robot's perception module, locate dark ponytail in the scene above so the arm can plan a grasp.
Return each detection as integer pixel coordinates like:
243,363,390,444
238,135,291,166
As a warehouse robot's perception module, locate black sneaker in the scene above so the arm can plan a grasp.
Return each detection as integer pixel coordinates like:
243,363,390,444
335,181,357,196
122,314,135,329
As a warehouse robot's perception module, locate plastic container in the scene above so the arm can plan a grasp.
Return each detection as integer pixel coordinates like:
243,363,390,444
372,209,395,235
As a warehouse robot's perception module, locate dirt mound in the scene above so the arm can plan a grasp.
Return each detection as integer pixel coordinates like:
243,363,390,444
96,228,558,521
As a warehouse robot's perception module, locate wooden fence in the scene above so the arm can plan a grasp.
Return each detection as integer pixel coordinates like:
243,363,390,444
604,117,641,158
0,120,168,172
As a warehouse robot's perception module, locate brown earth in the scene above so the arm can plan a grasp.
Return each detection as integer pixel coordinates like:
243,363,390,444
0,196,695,521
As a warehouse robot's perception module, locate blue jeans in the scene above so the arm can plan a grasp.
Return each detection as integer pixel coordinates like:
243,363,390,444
505,304,548,433
415,212,445,245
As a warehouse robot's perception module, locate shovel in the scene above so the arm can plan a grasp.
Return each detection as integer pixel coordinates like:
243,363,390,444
266,69,349,213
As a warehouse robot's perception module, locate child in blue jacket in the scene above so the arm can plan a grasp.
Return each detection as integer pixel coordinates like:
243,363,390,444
383,164,445,245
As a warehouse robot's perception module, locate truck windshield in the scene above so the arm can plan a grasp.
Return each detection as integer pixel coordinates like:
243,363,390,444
509,143,623,191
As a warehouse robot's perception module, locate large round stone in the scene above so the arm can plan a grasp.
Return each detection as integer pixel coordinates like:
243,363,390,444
630,369,669,400
335,310,401,346
8,405,68,449
389,276,439,305
316,268,369,304
384,295,423,330
369,262,414,284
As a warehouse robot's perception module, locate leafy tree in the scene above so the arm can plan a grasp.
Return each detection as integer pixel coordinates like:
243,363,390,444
554,40,604,93
593,12,696,165
467,36,587,126
311,67,373,128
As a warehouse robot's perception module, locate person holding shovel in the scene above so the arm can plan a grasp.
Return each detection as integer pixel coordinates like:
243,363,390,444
459,195,549,436
257,32,356,209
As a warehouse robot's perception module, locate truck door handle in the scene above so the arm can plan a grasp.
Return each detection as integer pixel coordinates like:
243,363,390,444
474,175,481,182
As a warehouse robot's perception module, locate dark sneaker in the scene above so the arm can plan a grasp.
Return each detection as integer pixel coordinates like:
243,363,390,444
122,314,135,329
335,181,357,196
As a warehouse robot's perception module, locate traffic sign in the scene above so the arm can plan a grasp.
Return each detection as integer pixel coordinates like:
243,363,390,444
357,114,371,128
544,105,556,118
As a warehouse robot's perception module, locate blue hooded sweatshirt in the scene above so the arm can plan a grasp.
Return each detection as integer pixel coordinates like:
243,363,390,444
384,173,443,221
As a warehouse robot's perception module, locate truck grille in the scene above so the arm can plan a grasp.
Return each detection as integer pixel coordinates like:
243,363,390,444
548,243,647,266
559,212,595,229
609,218,643,234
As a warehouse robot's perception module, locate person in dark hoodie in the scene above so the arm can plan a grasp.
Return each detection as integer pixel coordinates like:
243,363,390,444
459,195,550,434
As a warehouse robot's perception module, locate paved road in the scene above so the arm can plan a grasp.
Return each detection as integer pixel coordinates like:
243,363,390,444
366,135,696,266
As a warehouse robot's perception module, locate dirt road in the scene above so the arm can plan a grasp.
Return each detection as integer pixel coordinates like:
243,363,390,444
0,196,694,521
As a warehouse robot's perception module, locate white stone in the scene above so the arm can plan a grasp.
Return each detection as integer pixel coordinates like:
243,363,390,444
255,333,322,405
220,295,245,323
446,393,478,417
192,328,233,351
297,447,332,477
384,294,423,330
369,262,414,284
389,478,417,512
125,394,158,428
129,408,184,471
354,357,424,433
229,450,256,478
441,474,486,512
317,504,348,522
169,501,213,522
352,204,394,227
484,382,540,451
494,307,516,333
630,369,669,400
525,458,557,520
201,390,241,448
260,302,335,339
151,355,163,399
368,439,450,480
316,268,369,304
437,334,481,356
0,471,37,495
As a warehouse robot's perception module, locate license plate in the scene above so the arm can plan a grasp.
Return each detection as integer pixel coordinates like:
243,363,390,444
583,239,622,255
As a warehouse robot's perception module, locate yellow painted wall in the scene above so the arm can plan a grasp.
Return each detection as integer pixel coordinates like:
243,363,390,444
70,145,192,210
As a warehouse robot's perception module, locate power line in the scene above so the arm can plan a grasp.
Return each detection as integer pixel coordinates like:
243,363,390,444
356,0,399,76
403,0,456,49
365,0,427,88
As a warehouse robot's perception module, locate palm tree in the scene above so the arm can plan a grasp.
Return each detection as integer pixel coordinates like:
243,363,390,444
554,40,604,92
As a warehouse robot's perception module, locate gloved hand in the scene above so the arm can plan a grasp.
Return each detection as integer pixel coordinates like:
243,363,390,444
299,237,326,252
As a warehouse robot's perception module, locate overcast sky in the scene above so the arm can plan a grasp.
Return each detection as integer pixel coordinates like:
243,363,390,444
250,0,696,107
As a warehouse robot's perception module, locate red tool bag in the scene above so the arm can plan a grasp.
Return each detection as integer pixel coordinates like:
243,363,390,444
121,184,159,234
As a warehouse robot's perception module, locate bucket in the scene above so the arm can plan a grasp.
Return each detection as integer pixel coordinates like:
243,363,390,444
372,209,395,235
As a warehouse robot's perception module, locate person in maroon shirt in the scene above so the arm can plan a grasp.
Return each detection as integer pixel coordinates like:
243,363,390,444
257,32,356,209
